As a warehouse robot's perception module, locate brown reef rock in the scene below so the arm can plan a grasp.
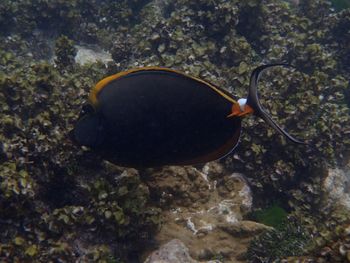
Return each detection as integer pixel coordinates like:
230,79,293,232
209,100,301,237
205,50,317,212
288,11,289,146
142,162,270,262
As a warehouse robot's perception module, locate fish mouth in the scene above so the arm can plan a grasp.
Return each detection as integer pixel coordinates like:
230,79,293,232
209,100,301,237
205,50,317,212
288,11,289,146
247,64,307,144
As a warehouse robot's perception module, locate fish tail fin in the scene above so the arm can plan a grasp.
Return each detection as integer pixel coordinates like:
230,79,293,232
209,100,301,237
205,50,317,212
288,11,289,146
247,63,307,144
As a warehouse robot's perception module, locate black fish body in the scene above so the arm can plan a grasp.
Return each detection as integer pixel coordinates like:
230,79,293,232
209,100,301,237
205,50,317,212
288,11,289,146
72,65,305,168
82,68,243,167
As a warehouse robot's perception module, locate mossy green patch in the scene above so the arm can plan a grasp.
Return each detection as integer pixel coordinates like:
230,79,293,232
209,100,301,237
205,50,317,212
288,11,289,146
253,204,288,227
330,0,350,11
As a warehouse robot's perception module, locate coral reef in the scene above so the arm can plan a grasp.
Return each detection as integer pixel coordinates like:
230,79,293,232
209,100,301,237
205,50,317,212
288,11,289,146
0,51,160,261
142,163,269,262
1,0,350,261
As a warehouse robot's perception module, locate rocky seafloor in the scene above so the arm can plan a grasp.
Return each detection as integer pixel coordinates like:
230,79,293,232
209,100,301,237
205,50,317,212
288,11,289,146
1,0,350,262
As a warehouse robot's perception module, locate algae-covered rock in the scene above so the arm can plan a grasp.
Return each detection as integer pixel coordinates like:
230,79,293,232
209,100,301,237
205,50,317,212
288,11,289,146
246,220,312,262
1,0,350,261
110,33,133,65
54,35,77,71
145,166,211,208
0,49,160,262
143,163,258,262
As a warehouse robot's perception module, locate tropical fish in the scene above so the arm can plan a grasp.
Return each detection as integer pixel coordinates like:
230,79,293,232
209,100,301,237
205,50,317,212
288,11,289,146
71,64,304,167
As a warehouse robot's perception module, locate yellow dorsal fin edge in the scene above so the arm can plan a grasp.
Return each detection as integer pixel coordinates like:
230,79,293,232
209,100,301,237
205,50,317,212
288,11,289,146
89,66,238,107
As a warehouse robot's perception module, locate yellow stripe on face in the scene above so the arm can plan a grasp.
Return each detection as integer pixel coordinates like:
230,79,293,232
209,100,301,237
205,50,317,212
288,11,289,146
89,67,239,107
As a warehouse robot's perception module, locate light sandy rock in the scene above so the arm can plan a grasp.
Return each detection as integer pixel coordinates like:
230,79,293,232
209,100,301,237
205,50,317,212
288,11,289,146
143,163,258,262
74,45,112,65
144,239,222,263
144,239,198,263
323,167,350,209
219,220,273,237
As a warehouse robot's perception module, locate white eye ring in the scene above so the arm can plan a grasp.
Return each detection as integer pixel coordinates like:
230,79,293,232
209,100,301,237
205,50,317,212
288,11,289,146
238,98,247,112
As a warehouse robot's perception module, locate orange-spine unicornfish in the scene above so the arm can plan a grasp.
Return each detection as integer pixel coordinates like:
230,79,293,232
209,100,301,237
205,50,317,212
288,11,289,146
71,64,305,167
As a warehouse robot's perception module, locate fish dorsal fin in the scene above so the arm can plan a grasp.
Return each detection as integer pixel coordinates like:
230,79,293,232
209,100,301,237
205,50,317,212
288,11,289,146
89,67,239,107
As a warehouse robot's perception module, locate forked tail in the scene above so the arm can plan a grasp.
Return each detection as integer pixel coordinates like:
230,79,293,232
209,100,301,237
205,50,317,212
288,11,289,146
247,64,306,144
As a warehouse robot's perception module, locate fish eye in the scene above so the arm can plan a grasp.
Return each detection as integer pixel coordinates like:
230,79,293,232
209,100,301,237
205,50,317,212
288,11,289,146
79,104,94,118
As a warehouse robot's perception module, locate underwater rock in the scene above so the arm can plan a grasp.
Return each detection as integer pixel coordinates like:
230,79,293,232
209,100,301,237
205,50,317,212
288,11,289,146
74,45,112,65
144,163,256,262
220,220,272,238
144,239,223,263
246,219,311,262
323,167,350,210
145,166,212,208
110,35,133,64
54,35,77,71
144,239,198,263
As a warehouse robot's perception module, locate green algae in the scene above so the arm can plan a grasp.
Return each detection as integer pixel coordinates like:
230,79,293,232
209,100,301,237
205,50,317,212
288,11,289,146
331,0,350,10
253,204,288,227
